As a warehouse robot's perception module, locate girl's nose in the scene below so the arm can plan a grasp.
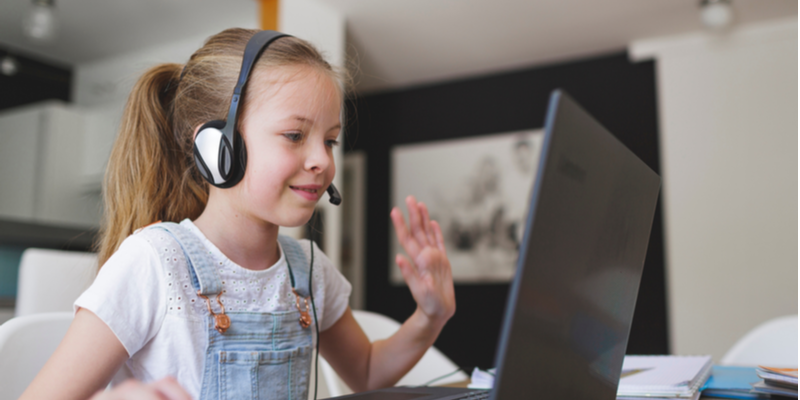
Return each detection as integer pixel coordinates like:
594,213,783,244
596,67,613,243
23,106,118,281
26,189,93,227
305,141,331,173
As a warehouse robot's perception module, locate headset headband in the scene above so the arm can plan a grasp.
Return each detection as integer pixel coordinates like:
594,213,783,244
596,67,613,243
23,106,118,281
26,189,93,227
223,30,289,144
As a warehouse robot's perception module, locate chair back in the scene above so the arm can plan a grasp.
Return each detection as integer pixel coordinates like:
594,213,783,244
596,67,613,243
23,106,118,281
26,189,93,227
0,312,73,400
16,248,97,316
721,315,798,368
320,310,468,397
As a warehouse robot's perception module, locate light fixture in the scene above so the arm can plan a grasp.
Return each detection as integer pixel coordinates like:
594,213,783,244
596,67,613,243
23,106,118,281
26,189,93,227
1,55,19,76
700,0,735,31
22,0,58,43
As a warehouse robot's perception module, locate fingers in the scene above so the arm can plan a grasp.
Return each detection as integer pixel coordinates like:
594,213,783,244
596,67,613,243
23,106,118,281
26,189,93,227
89,380,152,400
405,196,431,246
89,377,191,400
394,195,449,263
418,202,437,245
431,220,447,255
391,207,419,256
149,377,192,400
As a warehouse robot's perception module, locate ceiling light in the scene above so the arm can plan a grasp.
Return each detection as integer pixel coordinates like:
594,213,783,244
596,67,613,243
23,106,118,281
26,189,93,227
22,0,58,43
700,0,735,31
1,56,19,76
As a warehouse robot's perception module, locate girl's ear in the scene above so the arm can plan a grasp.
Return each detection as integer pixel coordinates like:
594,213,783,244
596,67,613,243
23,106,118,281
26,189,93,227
192,124,203,140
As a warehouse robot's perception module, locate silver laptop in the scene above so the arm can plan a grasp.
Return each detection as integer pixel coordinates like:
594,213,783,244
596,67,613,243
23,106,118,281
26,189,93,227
329,90,661,400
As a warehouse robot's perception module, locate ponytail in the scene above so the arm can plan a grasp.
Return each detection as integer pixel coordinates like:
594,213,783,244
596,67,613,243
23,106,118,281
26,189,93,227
96,64,208,267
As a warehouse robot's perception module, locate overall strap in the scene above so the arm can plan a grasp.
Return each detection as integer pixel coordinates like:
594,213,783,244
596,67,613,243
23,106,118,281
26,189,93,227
277,235,311,298
148,222,223,296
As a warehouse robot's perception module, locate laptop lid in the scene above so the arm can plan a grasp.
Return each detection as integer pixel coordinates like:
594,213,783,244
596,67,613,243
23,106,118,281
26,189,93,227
490,90,661,399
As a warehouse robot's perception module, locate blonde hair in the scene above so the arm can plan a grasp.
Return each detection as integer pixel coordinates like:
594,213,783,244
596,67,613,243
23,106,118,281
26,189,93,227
96,28,344,267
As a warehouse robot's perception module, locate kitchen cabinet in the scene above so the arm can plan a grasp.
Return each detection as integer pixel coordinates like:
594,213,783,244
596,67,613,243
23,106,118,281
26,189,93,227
0,101,101,229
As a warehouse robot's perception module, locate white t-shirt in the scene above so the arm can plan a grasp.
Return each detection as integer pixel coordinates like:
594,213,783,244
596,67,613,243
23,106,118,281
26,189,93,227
74,220,351,399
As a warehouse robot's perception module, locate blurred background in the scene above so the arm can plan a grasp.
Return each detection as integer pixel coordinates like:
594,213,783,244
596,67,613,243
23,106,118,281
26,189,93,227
0,0,795,372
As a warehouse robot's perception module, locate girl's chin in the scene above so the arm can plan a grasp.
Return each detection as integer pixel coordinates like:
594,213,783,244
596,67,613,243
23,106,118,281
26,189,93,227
277,211,317,228
245,201,317,227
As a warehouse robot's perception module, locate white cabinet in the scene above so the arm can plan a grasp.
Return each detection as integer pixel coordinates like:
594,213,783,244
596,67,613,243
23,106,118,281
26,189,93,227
0,101,102,228
0,107,40,221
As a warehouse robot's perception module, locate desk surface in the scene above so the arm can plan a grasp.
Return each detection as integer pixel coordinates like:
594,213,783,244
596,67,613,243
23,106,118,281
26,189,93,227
439,380,720,399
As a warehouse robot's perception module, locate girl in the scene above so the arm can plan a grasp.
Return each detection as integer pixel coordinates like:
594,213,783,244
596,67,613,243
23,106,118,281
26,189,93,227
20,28,455,400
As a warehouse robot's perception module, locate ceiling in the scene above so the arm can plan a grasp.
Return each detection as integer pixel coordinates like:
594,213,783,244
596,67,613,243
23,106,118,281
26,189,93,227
0,0,796,93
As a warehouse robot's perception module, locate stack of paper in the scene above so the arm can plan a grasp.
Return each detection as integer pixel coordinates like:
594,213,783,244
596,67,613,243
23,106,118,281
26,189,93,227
617,355,713,400
464,355,715,399
752,366,798,398
467,367,495,389
701,365,766,399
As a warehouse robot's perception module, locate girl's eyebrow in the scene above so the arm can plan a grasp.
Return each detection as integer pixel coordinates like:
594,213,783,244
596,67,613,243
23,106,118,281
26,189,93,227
288,115,340,133
327,123,342,133
286,115,314,126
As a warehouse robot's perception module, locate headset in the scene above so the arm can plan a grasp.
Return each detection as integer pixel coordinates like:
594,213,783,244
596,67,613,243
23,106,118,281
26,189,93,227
192,30,342,206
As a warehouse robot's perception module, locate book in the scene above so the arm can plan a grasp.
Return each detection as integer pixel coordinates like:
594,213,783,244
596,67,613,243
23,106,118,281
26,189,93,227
701,365,766,399
752,366,798,398
756,366,798,387
751,381,797,397
617,355,713,399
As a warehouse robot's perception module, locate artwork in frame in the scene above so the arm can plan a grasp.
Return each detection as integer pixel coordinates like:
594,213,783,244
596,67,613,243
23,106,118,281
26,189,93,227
391,129,544,284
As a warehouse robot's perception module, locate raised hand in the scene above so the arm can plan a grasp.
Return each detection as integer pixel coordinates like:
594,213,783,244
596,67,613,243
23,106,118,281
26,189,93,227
390,195,456,325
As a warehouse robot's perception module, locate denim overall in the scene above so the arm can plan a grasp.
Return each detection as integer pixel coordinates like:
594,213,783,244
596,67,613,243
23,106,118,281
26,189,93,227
152,222,313,400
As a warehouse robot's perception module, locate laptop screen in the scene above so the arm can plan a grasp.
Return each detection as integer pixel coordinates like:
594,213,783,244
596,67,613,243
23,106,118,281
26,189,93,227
490,90,661,400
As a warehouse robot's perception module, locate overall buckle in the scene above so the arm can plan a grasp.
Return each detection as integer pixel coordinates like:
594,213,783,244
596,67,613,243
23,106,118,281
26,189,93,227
292,288,312,329
198,291,230,334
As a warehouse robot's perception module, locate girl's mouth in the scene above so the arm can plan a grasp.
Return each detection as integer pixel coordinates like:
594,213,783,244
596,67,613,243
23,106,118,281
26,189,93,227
290,186,320,201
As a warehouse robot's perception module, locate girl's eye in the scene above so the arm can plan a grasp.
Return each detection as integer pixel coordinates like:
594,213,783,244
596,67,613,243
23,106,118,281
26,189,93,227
325,139,340,148
283,132,303,142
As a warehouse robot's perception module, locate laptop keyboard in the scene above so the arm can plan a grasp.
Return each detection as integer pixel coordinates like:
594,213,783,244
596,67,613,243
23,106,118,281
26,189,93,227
450,390,490,400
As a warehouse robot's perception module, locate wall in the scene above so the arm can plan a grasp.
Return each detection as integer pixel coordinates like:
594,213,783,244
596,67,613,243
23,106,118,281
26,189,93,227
630,18,798,361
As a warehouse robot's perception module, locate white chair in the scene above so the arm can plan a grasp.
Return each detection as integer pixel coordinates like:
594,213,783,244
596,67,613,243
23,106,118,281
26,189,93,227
16,248,97,316
0,312,73,400
320,310,468,397
720,315,798,368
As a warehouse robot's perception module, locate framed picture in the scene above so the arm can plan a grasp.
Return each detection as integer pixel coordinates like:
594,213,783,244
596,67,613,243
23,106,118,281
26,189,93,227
391,129,544,284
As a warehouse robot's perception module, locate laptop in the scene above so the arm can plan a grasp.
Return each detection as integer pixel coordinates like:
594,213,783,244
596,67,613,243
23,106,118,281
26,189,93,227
329,89,661,400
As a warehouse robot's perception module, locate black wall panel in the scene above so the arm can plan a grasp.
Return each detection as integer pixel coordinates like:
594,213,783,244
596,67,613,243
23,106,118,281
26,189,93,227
0,46,72,112
345,51,668,370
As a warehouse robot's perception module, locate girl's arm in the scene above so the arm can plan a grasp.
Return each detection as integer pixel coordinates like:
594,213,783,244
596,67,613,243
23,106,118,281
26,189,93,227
19,308,130,400
320,306,449,392
320,195,456,391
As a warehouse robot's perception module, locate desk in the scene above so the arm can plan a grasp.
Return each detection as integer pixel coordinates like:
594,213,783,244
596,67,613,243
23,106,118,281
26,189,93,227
437,380,722,399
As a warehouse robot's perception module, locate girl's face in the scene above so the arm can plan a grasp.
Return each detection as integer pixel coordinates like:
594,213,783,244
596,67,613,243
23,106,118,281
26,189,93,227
231,65,341,228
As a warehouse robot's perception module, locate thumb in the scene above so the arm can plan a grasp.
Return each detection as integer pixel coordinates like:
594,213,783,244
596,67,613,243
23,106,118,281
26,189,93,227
396,254,420,288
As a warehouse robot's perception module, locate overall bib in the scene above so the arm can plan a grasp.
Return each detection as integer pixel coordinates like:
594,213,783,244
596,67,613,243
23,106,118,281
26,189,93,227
152,222,314,400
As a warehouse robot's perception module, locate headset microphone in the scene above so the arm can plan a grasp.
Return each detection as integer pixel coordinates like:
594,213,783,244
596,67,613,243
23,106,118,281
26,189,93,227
326,183,342,205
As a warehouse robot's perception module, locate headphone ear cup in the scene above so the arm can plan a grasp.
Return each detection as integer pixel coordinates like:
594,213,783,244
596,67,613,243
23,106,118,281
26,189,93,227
218,131,247,188
238,133,247,174
193,119,228,186
194,146,213,183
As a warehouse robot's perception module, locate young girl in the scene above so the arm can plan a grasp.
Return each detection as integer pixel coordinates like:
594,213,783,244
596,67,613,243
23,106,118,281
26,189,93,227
20,28,455,400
